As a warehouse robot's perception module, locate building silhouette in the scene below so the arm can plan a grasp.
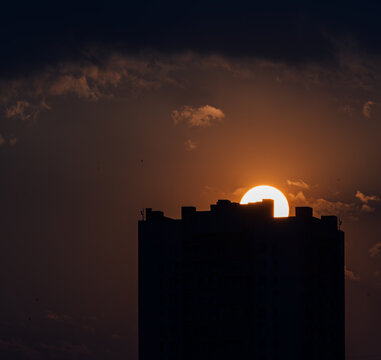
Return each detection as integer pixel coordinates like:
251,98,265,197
138,199,345,360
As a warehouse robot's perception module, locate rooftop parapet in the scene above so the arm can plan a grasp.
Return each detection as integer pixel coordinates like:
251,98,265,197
146,208,164,221
295,207,313,218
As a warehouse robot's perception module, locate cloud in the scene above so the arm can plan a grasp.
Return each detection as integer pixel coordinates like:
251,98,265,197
184,139,197,151
288,191,307,202
50,57,162,99
9,137,18,145
0,53,238,142
2,50,381,146
369,242,381,257
0,54,177,123
232,187,249,197
45,310,73,324
362,100,381,118
363,100,374,117
50,75,96,99
172,105,225,127
0,134,18,146
345,266,360,281
1,51,380,127
286,179,310,189
6,3,381,80
355,190,380,203
6,100,33,120
0,4,348,82
310,198,357,218
361,204,375,213
288,191,358,218
289,189,381,219
5,99,51,121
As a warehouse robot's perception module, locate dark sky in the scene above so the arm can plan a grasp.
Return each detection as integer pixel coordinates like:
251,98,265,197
1,2,381,359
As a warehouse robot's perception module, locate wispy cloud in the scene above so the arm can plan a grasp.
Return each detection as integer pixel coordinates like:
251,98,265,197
355,190,380,203
363,100,374,118
369,242,381,257
232,187,249,197
45,310,73,325
5,99,51,121
288,191,307,203
0,54,178,123
310,198,357,218
345,266,360,281
50,75,96,99
9,137,18,145
288,189,381,219
0,134,18,146
6,100,33,120
172,105,225,127
184,139,197,151
286,179,310,189
2,50,381,146
288,191,358,218
362,100,381,118
0,53,190,144
361,204,376,213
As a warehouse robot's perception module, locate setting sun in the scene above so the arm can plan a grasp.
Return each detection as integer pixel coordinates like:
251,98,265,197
240,185,289,218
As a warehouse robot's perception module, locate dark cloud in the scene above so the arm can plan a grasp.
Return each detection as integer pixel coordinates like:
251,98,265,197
3,1,381,79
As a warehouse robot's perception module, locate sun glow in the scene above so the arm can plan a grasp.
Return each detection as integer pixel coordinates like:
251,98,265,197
240,185,289,218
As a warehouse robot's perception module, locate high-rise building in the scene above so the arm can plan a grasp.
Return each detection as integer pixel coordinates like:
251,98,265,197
138,199,345,360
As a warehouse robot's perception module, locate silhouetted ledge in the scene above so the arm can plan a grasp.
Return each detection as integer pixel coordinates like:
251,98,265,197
143,199,339,232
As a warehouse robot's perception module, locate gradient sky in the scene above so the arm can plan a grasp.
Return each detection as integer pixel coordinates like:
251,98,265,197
1,2,381,359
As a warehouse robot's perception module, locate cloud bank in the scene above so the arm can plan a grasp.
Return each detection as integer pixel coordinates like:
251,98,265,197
288,191,358,218
288,188,380,218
